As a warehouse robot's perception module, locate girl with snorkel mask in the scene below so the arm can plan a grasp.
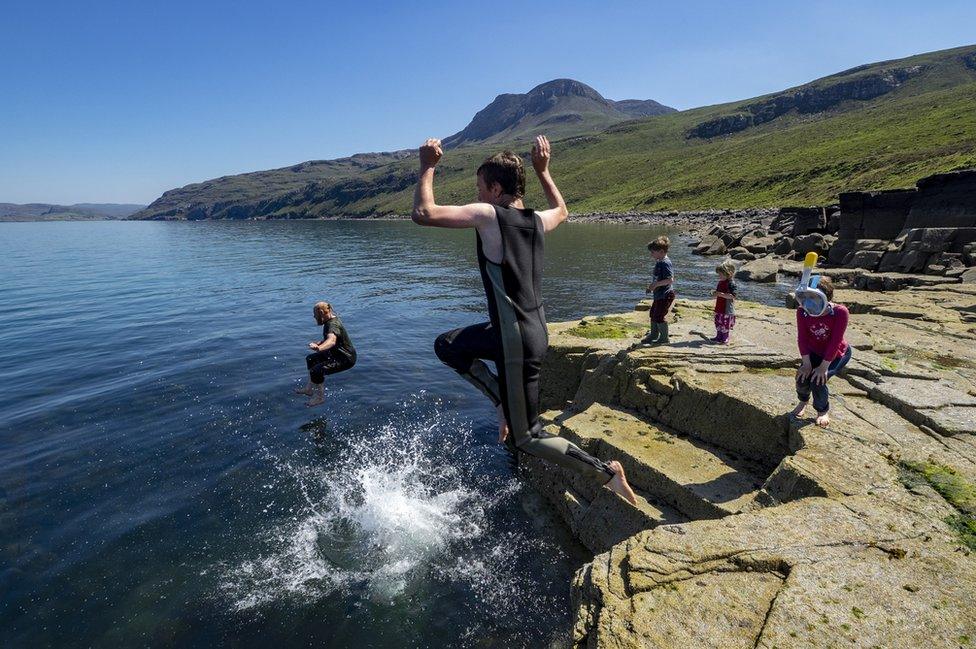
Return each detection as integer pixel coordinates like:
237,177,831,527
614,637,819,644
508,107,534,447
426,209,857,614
792,253,852,428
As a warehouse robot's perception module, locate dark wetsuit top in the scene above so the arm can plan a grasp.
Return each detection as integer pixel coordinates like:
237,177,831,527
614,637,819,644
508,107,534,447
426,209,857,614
434,205,613,483
324,317,356,363
306,316,356,384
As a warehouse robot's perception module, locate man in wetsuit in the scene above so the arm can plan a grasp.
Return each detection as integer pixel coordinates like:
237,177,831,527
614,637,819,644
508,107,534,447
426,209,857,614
411,135,637,505
295,301,357,407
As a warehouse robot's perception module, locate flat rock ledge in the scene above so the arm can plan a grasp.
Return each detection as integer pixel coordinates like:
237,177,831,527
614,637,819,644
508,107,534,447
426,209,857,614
529,291,976,648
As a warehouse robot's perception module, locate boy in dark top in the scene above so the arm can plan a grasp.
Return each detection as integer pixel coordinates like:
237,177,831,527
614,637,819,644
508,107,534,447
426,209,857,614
644,236,675,345
296,301,357,407
712,260,738,344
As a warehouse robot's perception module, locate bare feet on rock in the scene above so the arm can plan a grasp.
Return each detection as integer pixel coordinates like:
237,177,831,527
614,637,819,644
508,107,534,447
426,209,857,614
606,460,638,506
790,402,807,419
816,412,830,428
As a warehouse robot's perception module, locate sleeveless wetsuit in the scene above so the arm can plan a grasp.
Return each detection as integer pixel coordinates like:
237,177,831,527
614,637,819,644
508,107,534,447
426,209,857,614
306,316,357,384
435,205,614,484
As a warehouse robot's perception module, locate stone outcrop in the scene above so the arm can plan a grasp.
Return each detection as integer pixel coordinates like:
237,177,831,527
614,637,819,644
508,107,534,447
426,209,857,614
691,168,976,292
527,292,976,647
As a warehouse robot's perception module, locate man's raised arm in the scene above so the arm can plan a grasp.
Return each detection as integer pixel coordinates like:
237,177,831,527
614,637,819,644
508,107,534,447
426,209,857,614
532,135,568,232
411,138,491,228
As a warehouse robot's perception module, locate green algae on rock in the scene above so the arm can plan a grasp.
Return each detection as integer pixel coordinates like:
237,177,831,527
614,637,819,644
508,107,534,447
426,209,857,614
564,316,647,340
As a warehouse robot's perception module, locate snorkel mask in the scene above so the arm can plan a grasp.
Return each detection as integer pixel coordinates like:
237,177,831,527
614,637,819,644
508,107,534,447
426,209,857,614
795,252,829,317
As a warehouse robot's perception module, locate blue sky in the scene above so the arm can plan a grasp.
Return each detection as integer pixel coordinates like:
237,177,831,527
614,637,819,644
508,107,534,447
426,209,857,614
2,0,975,205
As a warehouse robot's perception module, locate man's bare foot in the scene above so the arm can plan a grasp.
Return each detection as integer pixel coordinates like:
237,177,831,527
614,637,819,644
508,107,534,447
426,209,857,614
790,402,807,418
306,385,325,408
816,412,830,428
306,394,325,408
294,383,314,396
496,404,510,444
605,460,638,505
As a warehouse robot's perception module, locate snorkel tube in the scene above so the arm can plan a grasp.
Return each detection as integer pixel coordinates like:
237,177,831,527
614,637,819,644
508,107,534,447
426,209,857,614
795,252,829,317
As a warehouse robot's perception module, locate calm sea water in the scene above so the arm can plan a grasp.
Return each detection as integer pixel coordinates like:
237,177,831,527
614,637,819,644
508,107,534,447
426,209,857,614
0,220,787,648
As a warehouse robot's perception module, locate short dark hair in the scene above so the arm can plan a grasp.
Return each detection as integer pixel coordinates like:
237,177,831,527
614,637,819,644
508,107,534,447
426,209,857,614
477,151,525,198
647,236,670,252
818,275,835,301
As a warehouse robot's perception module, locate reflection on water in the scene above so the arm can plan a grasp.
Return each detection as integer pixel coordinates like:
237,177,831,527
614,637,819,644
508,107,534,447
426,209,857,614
0,220,788,647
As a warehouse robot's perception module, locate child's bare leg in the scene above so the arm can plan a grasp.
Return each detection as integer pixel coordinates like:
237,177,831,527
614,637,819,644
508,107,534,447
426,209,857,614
305,383,325,407
791,401,808,417
816,411,830,428
295,380,314,396
605,460,637,505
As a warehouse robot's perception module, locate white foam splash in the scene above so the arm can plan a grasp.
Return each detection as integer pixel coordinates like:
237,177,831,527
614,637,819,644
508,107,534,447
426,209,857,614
219,398,537,611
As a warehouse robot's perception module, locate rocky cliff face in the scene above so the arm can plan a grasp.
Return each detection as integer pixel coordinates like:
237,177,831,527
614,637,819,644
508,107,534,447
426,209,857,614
688,65,924,139
528,291,976,647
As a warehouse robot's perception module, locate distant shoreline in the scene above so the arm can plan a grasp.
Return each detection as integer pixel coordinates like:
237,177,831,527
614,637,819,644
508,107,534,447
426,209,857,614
2,209,776,226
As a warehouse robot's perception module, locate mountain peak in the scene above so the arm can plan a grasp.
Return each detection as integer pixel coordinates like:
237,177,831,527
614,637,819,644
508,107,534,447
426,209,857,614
526,78,606,101
442,79,674,148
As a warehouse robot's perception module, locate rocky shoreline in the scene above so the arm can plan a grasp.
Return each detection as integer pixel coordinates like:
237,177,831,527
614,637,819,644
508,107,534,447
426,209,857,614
527,287,976,647
684,168,976,293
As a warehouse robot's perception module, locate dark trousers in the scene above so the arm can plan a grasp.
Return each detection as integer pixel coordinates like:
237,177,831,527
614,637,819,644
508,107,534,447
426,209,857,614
306,350,355,384
796,346,852,413
650,291,675,323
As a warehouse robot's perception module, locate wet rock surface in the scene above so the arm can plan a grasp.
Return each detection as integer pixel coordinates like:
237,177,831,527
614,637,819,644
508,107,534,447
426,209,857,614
529,291,976,648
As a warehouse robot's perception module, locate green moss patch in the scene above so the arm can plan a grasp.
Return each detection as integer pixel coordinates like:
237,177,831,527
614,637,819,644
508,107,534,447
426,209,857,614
901,460,976,550
566,316,646,340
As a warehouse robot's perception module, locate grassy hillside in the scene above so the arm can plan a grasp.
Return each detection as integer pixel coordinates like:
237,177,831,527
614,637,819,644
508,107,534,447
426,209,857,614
135,44,976,219
0,203,145,221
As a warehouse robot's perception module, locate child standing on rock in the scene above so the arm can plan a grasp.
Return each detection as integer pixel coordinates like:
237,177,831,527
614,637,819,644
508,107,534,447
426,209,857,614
792,276,852,428
644,236,675,345
712,260,737,344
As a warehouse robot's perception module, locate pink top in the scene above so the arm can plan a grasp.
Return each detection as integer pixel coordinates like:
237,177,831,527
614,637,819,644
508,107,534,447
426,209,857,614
796,304,849,362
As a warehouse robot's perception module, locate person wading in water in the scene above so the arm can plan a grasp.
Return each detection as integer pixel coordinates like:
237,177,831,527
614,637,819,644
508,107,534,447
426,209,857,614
296,301,357,407
411,135,637,505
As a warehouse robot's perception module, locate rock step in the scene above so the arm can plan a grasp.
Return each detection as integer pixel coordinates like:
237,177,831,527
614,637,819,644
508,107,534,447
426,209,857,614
548,403,767,520
518,452,687,553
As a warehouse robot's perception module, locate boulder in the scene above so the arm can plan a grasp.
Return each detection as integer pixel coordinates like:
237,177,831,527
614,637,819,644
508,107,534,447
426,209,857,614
736,257,780,282
793,233,830,256
845,250,884,271
773,237,794,256
854,239,890,252
827,239,857,266
732,251,757,261
917,228,957,254
693,235,727,256
962,268,976,284
740,234,777,254
963,243,976,267
782,207,827,236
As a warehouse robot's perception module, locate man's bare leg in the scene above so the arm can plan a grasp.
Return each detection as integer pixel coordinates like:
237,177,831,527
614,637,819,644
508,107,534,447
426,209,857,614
305,383,325,408
295,380,314,396
605,460,637,505
496,404,510,444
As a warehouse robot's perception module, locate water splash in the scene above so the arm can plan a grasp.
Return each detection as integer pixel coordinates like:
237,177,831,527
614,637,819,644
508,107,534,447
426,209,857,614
218,396,551,615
